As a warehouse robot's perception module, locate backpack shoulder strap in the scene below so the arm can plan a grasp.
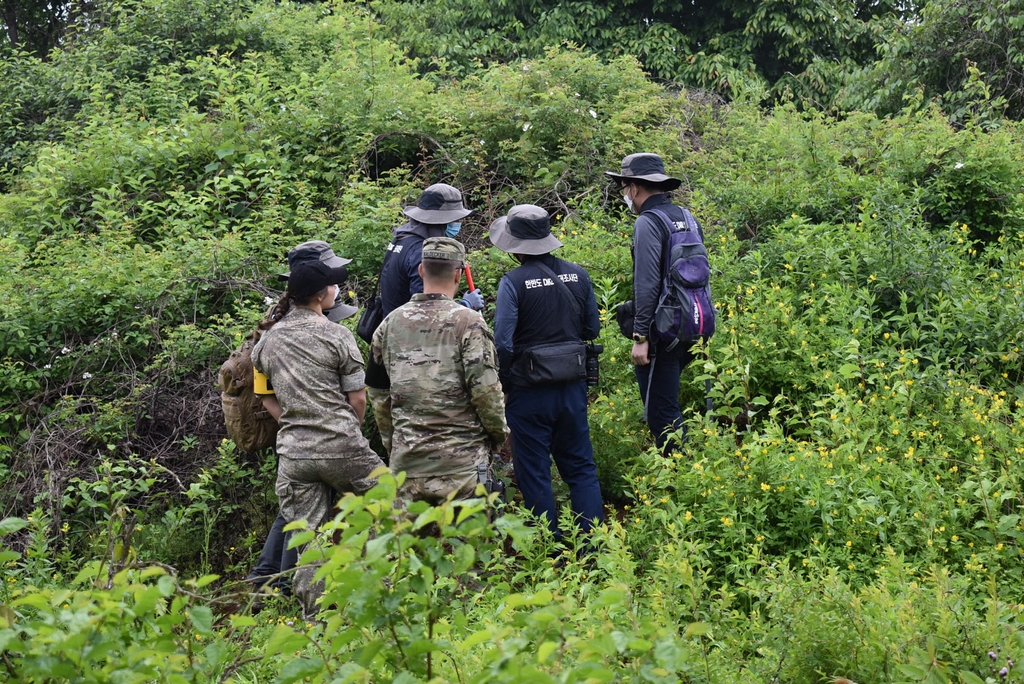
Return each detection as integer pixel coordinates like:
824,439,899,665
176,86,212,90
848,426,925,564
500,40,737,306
533,260,581,317
642,208,679,278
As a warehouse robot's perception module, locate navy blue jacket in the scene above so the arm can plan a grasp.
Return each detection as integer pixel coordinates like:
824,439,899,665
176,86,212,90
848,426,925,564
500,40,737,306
494,254,601,391
380,224,427,317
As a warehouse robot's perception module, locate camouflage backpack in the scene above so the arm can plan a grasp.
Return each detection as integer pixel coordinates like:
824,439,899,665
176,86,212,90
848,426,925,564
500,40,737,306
218,329,278,452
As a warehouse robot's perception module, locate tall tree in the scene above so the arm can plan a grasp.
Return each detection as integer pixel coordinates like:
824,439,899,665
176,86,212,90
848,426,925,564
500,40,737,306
370,0,919,99
844,0,1024,122
0,0,95,56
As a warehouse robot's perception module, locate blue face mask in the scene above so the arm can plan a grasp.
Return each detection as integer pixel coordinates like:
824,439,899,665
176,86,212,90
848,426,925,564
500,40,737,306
445,222,462,238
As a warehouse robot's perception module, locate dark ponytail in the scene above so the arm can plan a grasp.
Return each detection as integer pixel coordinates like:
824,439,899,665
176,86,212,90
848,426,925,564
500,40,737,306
259,293,293,331
258,287,327,331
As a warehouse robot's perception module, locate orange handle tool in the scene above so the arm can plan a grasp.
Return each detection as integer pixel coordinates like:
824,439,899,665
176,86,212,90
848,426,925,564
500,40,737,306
465,263,476,291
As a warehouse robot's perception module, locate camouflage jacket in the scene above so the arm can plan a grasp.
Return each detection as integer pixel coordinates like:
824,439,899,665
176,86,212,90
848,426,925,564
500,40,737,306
371,293,508,478
251,307,371,460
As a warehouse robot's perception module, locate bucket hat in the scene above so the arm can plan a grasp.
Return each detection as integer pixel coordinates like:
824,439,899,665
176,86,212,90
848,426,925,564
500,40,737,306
489,205,563,256
277,240,351,298
604,153,682,190
324,287,359,322
403,183,474,224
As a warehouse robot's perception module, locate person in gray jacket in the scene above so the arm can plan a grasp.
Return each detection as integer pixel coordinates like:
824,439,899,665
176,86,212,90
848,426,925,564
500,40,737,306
606,153,705,454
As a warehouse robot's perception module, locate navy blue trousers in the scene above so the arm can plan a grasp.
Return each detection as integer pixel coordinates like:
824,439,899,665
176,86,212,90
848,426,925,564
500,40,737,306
634,342,695,453
247,513,298,590
506,381,603,537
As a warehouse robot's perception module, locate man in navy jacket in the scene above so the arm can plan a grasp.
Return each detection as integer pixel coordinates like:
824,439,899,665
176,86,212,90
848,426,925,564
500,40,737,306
490,204,603,539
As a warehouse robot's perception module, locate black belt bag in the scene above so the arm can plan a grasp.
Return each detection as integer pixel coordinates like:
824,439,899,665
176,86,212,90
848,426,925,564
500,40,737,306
513,341,587,386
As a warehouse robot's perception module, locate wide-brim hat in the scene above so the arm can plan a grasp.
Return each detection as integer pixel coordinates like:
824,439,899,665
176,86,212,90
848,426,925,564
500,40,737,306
277,240,352,298
489,204,563,256
604,153,682,190
325,301,359,322
403,183,474,224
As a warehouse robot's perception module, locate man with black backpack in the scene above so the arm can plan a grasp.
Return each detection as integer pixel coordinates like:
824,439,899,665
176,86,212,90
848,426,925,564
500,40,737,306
490,204,604,540
359,184,484,451
606,153,714,455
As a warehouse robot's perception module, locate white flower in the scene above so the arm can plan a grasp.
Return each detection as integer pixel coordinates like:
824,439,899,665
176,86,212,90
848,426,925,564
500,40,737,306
82,372,93,380
43,364,51,370
522,122,531,131
61,347,71,354
589,109,598,118
111,332,117,339
954,162,965,169
479,140,485,145
264,296,275,305
522,64,530,71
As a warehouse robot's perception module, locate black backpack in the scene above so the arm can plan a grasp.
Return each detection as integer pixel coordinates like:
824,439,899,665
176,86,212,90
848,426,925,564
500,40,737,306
646,208,716,350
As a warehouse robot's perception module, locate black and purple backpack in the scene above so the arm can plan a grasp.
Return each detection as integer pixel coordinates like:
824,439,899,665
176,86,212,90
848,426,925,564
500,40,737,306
645,207,716,350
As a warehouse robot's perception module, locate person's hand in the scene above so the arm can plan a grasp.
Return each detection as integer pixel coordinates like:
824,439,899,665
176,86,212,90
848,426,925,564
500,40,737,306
460,289,485,311
631,341,650,366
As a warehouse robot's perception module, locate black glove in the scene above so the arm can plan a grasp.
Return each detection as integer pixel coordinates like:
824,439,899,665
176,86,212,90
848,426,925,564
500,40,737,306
615,300,635,339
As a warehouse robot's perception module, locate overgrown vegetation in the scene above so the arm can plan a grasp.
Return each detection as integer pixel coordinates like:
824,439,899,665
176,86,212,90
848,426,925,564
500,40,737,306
2,0,1024,681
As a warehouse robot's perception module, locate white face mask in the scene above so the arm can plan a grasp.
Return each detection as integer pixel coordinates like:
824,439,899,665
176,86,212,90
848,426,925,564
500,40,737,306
622,185,635,213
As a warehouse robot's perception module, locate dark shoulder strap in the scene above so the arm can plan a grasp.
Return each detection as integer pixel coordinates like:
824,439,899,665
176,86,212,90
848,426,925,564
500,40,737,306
643,208,678,278
533,261,581,317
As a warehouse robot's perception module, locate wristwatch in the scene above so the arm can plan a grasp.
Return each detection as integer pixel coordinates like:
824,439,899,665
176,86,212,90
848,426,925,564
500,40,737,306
632,333,647,344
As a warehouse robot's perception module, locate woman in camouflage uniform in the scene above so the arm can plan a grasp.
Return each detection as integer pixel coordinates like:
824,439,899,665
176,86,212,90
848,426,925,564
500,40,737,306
251,240,384,618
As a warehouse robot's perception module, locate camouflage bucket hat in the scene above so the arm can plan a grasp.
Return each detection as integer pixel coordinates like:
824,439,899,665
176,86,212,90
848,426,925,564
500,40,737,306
489,204,563,256
403,183,474,224
604,152,682,190
421,236,466,264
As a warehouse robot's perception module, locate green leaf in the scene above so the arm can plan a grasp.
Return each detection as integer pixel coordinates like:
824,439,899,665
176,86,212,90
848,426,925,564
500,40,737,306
276,657,324,684
685,622,711,637
453,542,475,575
459,629,492,650
537,640,559,663
0,518,28,536
593,587,625,607
190,605,214,635
959,671,986,684
230,614,257,628
266,624,309,655
897,664,929,680
192,574,221,589
364,533,394,562
157,575,175,597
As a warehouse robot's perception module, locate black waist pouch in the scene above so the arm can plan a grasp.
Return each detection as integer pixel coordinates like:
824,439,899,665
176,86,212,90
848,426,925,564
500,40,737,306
513,342,587,386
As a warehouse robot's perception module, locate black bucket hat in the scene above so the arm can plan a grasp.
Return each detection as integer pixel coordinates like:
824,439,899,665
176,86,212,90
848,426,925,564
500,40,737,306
324,287,358,322
489,205,563,256
604,153,682,190
277,240,351,299
403,183,474,224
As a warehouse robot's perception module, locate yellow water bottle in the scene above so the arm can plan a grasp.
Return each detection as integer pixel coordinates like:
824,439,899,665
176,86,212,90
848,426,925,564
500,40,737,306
253,369,275,395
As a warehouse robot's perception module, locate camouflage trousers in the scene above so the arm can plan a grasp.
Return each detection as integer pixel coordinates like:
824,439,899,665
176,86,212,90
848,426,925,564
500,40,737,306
397,470,482,506
367,387,392,454
276,451,384,619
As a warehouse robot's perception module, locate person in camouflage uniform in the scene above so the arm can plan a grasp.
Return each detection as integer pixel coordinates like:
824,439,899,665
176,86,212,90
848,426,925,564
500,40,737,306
252,240,385,618
371,237,508,503
365,184,483,455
